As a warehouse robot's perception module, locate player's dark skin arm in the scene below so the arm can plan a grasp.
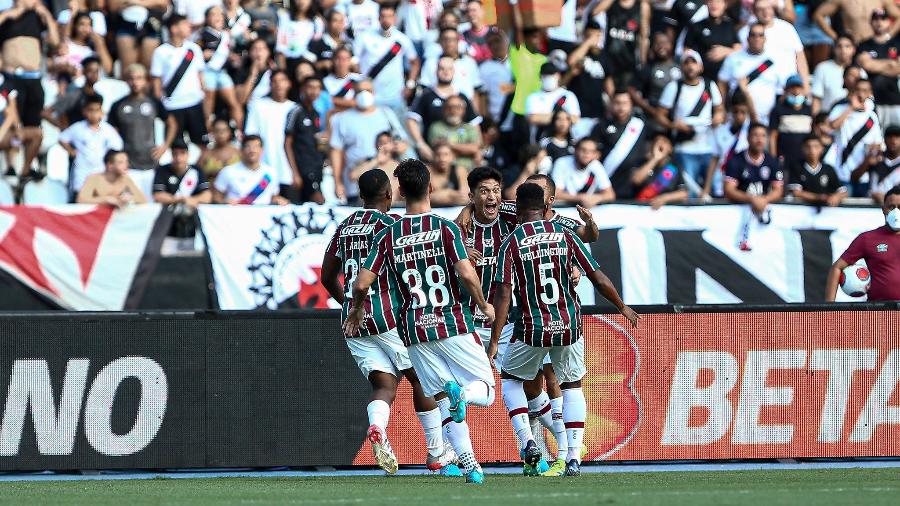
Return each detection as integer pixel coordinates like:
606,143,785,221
575,205,600,242
321,253,345,305
343,268,378,335
487,283,512,361
588,269,641,328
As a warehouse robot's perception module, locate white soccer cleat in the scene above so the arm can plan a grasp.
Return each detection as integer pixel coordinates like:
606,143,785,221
367,424,398,475
426,442,458,471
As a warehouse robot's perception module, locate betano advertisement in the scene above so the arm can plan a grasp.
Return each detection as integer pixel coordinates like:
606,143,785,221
354,311,900,465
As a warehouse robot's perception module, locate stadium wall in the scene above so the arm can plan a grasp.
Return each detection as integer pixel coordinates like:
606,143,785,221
0,305,898,471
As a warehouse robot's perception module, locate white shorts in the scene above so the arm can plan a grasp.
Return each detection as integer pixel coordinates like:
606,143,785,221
474,323,514,367
501,339,586,384
346,328,412,378
408,333,496,397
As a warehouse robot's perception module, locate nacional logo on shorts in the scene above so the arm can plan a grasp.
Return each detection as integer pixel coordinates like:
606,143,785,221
247,207,340,309
394,229,440,247
520,232,564,247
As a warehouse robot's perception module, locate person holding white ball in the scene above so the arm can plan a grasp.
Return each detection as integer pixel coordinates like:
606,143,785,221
826,186,900,301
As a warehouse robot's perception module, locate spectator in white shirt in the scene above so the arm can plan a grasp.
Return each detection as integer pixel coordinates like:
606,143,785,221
811,36,857,115
244,69,298,202
352,3,420,118
478,30,513,123
551,137,615,207
718,23,788,126
274,0,323,79
174,0,222,28
338,0,380,36
150,14,208,149
212,135,289,205
420,28,483,103
525,63,581,142
58,95,124,192
737,0,809,92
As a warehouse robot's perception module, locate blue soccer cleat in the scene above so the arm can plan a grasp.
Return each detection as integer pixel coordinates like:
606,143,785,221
465,468,485,484
440,464,464,477
444,381,467,423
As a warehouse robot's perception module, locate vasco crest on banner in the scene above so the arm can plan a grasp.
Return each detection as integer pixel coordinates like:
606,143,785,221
247,207,340,309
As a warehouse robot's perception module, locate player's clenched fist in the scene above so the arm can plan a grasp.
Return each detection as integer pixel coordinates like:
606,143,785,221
479,303,495,326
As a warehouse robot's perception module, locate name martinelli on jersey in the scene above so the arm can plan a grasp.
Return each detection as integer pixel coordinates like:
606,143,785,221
396,247,442,263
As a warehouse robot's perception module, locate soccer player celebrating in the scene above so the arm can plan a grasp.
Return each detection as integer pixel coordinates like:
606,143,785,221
492,183,640,477
322,169,458,475
344,159,497,484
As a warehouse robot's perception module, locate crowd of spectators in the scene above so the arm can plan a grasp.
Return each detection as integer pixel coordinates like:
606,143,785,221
0,0,899,222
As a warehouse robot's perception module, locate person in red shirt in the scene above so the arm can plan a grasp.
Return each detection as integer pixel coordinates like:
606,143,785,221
826,186,900,301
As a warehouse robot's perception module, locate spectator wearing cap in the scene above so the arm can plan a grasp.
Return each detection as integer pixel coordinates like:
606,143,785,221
108,63,178,172
407,56,480,161
567,19,612,124
683,0,741,82
631,134,689,209
590,91,650,199
420,28,484,104
864,124,900,203
588,0,649,90
814,0,900,45
857,9,900,132
811,35,857,115
787,134,848,206
628,32,679,130
738,0,809,93
657,50,724,197
153,139,211,236
718,23,789,126
524,62,581,142
770,75,814,169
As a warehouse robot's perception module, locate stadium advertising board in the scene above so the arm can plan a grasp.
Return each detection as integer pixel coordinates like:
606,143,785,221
0,309,897,471
199,203,885,309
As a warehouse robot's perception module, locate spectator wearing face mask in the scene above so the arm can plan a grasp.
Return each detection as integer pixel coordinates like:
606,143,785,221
329,79,410,204
524,63,581,142
427,95,483,170
769,75,814,169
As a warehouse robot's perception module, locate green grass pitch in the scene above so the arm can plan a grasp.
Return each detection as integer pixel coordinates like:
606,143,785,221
1,468,897,505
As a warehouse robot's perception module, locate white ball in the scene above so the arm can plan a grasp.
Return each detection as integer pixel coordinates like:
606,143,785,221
840,264,871,298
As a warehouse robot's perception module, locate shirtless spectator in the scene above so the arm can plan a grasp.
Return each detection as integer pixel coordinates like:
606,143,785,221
0,0,60,178
814,0,900,44
76,150,148,206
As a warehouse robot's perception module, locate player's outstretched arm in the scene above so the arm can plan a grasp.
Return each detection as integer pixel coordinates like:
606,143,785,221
587,269,641,328
343,268,377,335
824,258,849,302
321,253,345,305
454,260,494,325
489,283,512,361
575,205,600,243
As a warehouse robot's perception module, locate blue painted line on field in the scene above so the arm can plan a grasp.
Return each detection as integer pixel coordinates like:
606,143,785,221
1,460,899,482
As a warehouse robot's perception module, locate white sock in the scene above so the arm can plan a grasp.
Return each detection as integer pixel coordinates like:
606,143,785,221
550,395,567,460
463,380,495,407
528,391,556,457
501,378,533,450
416,408,444,457
562,388,586,463
437,397,475,468
367,400,391,432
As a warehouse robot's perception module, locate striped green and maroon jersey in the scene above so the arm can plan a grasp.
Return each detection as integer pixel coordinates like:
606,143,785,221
464,216,515,328
498,201,583,235
363,213,475,346
324,209,398,337
495,220,600,347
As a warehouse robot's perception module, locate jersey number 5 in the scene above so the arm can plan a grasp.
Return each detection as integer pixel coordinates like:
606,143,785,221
538,262,560,305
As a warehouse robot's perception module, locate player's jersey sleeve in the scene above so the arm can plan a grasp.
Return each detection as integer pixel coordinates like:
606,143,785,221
498,201,518,225
443,221,469,265
324,227,342,259
554,214,582,233
840,232,867,265
363,227,390,275
495,236,515,284
566,230,600,274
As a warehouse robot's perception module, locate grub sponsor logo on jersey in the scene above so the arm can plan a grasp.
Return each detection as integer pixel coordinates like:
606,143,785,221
394,229,440,248
519,232,564,247
340,223,375,237
247,207,340,309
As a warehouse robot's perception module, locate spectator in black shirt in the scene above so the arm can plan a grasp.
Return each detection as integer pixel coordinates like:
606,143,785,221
683,0,741,81
152,139,211,236
862,124,900,199
566,19,612,121
787,134,848,206
632,134,689,208
856,9,900,132
663,0,706,41
629,31,679,128
769,75,814,169
591,91,651,198
592,0,649,89
285,77,326,204
725,122,785,227
539,109,575,163
307,9,350,76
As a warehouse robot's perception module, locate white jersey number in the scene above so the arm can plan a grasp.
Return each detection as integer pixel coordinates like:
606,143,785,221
538,262,560,305
403,266,450,308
